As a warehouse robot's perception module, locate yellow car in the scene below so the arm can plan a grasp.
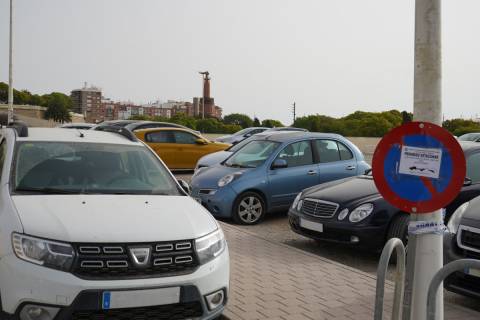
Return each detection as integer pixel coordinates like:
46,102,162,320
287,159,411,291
136,128,231,170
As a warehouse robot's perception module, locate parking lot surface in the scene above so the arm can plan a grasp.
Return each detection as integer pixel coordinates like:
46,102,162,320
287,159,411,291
220,222,480,320
175,172,480,318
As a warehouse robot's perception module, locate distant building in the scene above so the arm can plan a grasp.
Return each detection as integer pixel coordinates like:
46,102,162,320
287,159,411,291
70,83,102,122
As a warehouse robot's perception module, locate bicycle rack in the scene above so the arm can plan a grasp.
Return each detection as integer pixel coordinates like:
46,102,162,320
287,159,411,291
374,238,406,320
426,259,480,320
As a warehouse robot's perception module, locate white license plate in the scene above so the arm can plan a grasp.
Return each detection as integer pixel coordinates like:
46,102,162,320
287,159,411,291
300,218,323,233
467,268,480,278
102,287,180,310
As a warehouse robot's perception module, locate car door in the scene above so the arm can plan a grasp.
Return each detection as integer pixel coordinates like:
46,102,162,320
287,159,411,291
267,140,319,208
314,139,358,184
144,130,177,168
172,130,203,169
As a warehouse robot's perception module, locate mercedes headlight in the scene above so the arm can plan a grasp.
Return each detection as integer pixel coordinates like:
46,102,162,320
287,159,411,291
12,233,74,271
349,203,374,223
195,229,226,264
218,172,242,187
292,193,303,211
447,202,469,234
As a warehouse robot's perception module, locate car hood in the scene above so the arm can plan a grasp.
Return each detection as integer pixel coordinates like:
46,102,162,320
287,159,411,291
462,196,480,223
12,195,218,243
197,150,233,167
302,176,381,205
191,165,250,189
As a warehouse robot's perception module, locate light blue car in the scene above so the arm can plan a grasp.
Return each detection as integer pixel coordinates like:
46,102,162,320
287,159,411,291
191,132,370,224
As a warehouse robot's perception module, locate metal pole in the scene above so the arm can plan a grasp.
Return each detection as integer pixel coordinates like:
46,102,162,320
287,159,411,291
8,0,14,123
292,102,296,123
406,1,443,319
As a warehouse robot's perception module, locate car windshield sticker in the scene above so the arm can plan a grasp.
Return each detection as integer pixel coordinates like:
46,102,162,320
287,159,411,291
398,146,442,179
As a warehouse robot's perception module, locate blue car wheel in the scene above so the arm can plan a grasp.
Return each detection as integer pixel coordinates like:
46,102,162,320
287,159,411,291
233,192,266,225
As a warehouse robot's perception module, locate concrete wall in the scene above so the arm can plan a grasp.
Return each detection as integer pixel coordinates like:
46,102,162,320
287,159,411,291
0,104,85,127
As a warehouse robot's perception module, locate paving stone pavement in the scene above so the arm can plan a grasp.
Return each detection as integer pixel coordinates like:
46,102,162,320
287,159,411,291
220,222,480,320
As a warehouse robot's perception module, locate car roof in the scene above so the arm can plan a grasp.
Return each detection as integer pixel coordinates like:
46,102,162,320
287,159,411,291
259,131,343,143
134,127,200,134
460,141,480,154
13,127,144,146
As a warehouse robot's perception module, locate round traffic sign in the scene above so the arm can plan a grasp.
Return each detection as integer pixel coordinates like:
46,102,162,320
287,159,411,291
372,122,466,213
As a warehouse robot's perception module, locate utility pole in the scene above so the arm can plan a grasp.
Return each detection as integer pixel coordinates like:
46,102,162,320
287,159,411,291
8,0,14,123
292,102,296,123
404,1,443,319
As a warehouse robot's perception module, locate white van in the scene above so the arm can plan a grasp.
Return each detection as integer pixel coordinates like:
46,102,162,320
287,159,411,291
0,123,229,320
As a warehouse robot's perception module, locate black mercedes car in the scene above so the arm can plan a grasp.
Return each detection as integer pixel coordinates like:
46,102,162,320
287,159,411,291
444,195,480,298
288,141,480,250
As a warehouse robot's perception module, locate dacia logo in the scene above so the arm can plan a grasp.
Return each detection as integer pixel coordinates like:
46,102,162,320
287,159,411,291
129,247,151,267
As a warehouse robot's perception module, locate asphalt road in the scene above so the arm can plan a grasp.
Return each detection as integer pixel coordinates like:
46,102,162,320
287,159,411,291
174,171,480,314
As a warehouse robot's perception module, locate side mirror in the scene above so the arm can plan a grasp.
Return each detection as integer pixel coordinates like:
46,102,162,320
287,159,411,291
195,138,208,145
464,177,473,186
178,179,191,194
364,168,372,175
271,159,288,169
244,133,252,138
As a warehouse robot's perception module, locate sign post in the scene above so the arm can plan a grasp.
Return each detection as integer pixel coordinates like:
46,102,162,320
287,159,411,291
372,122,466,320
410,1,442,319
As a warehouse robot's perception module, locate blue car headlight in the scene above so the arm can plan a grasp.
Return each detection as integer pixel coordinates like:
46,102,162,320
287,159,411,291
218,172,242,187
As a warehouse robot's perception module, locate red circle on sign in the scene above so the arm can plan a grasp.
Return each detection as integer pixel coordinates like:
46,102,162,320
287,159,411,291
372,122,466,213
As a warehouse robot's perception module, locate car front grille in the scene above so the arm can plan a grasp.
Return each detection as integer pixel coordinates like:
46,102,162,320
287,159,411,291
302,199,339,218
71,301,203,320
458,226,480,253
72,240,199,280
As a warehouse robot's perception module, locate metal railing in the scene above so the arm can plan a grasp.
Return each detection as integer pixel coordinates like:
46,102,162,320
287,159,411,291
426,259,480,320
374,238,406,320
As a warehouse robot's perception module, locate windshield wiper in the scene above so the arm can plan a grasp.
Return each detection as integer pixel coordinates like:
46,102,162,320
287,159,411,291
15,187,86,194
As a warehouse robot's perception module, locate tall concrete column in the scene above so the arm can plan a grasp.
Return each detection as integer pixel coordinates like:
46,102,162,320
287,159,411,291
407,1,444,320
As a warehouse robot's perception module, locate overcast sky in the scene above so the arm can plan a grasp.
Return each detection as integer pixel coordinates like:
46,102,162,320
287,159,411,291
1,0,479,124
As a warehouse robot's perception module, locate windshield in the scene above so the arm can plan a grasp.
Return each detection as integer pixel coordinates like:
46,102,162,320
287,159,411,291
233,128,252,136
459,133,480,141
225,140,279,168
13,142,181,195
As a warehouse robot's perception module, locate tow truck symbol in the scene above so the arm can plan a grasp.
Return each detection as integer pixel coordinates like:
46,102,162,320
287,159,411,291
409,166,435,174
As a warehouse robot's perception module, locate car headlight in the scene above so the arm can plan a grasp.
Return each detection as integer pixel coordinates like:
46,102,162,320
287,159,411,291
12,233,74,271
337,208,349,221
292,193,303,211
349,203,374,223
447,202,469,234
218,172,242,187
195,229,226,265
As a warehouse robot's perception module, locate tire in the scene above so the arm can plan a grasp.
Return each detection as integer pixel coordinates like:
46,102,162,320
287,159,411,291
232,192,266,225
387,213,409,246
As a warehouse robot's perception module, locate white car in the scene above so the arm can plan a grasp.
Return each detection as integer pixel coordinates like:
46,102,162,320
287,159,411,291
0,123,229,320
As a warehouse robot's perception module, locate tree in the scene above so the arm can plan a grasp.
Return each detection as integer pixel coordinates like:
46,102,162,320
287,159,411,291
196,118,223,133
401,111,413,124
223,113,253,128
253,117,261,127
44,92,72,123
443,118,480,136
262,119,284,128
170,113,197,129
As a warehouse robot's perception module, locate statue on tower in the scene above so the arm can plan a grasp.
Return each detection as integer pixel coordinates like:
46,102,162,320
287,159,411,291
199,71,211,99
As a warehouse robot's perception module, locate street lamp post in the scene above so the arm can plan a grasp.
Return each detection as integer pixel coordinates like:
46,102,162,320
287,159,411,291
8,0,14,123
